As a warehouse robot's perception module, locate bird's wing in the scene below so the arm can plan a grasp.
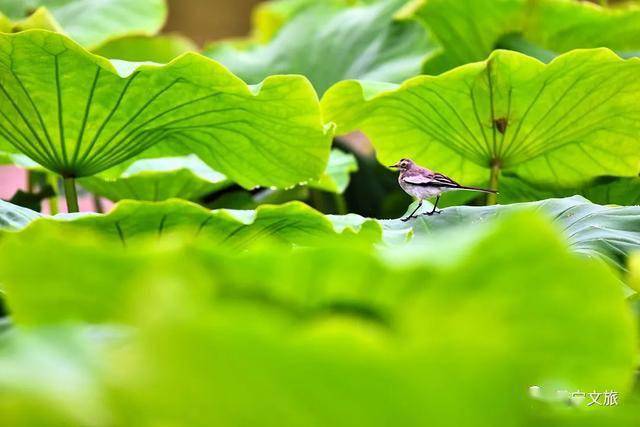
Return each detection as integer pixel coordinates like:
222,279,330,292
431,172,461,187
402,173,431,185
403,172,461,188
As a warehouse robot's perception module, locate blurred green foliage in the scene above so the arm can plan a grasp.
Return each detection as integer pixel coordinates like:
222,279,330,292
0,0,640,425
0,210,638,426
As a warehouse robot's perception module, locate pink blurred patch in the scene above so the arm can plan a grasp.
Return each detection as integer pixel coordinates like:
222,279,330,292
1,165,114,214
0,166,27,199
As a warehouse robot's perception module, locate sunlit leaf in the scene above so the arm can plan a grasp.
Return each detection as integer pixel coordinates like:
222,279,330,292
520,0,640,56
92,33,197,63
0,30,332,188
79,155,230,202
250,0,354,43
205,0,437,94
47,199,381,246
409,0,640,73
322,49,640,191
0,0,167,48
406,0,523,73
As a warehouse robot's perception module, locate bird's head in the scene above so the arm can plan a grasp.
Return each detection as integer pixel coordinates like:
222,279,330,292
389,158,414,171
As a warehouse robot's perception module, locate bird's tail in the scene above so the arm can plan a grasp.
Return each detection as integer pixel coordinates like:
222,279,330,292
457,185,498,194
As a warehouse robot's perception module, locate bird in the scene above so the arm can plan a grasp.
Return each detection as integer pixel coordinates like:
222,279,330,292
389,158,497,222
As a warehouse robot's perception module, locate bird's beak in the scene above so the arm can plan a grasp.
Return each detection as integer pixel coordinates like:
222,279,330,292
388,163,400,169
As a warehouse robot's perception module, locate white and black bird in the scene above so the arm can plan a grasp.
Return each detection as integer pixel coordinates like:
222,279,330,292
389,158,497,221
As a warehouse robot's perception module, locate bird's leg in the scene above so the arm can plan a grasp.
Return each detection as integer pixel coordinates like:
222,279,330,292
424,195,440,216
401,200,423,222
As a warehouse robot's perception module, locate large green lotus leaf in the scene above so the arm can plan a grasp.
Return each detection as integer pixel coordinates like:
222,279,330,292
79,155,231,202
0,201,379,325
0,198,381,247
0,0,167,48
409,0,640,74
0,110,47,173
521,0,640,55
0,128,43,167
1,214,637,427
0,226,146,324
0,195,637,326
0,30,332,188
0,231,402,326
85,214,639,425
0,118,43,168
385,195,640,275
205,0,437,95
393,213,636,422
92,33,197,63
497,175,640,206
250,0,355,43
322,49,640,190
0,133,14,152
496,0,640,63
2,193,638,275
40,199,382,246
406,0,524,73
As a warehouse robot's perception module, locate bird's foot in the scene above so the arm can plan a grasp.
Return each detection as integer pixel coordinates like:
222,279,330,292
401,215,415,222
422,209,442,216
